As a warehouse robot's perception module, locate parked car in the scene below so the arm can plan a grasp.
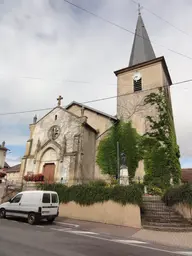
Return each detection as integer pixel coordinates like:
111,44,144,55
0,190,59,225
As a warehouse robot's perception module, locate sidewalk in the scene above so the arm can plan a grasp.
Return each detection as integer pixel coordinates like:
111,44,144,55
56,217,192,249
133,229,192,249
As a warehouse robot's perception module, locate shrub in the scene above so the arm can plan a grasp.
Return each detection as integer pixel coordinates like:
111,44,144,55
162,183,192,206
37,183,143,206
147,185,164,196
88,179,107,187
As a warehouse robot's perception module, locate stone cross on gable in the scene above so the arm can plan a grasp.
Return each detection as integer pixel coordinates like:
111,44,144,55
57,95,63,106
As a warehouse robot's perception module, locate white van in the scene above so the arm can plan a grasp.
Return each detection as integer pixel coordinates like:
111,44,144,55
0,190,59,225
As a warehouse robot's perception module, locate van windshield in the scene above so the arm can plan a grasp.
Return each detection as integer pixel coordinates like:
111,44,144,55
51,193,58,203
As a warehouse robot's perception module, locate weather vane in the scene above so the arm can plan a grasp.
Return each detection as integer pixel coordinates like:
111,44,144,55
138,3,143,15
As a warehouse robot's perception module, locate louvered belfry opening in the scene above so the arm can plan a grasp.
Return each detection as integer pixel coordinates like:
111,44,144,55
134,78,142,92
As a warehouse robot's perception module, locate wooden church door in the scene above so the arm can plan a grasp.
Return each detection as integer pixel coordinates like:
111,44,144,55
43,163,55,183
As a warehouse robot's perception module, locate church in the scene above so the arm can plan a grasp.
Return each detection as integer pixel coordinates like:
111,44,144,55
20,12,174,184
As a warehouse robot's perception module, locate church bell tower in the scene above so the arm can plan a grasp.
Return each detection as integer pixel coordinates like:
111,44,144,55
114,12,172,135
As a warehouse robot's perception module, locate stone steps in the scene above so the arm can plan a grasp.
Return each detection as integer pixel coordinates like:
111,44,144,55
143,196,161,201
143,225,192,232
143,207,175,213
143,216,186,223
143,210,179,216
142,221,191,227
141,196,192,232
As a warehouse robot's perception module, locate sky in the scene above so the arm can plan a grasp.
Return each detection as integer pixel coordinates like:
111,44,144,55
0,0,192,167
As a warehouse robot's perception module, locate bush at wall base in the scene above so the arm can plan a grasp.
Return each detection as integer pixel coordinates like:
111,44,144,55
162,183,192,206
37,182,143,206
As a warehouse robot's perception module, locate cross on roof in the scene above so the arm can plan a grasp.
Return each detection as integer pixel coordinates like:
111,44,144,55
57,95,63,106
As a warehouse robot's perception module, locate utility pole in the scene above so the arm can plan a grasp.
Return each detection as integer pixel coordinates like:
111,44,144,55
117,141,120,182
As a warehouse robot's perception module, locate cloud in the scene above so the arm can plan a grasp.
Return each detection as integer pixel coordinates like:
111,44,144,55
6,154,21,167
0,0,191,164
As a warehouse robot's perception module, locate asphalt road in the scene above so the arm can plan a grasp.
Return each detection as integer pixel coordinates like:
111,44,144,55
0,218,190,256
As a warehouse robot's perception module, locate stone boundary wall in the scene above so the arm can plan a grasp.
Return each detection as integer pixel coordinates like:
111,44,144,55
174,203,192,222
59,200,141,228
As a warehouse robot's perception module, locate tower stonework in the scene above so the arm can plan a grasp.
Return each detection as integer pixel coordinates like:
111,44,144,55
115,57,172,135
114,13,173,178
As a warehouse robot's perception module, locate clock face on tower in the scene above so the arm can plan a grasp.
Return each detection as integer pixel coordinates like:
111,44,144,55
133,71,142,81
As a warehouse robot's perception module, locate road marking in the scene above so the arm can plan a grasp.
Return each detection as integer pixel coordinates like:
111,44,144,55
175,252,192,255
112,239,148,244
51,228,72,232
36,225,44,228
55,221,79,228
59,231,179,254
68,231,98,235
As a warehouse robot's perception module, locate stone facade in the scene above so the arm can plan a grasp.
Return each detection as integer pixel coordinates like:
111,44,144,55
66,103,117,179
5,164,21,184
20,107,97,184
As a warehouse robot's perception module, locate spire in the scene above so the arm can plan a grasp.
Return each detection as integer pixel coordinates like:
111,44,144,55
129,11,156,67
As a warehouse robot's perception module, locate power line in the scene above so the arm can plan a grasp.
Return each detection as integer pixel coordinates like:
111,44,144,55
130,0,191,37
0,78,192,117
0,107,54,116
63,0,192,61
0,74,116,86
172,79,192,86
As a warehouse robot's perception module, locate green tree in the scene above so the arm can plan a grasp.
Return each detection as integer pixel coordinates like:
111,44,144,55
96,121,142,181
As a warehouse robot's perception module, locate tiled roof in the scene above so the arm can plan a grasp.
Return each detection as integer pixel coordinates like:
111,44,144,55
181,168,192,182
65,101,117,121
6,164,21,173
4,162,10,168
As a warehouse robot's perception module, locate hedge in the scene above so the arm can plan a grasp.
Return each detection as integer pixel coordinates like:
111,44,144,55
162,183,192,206
37,182,143,206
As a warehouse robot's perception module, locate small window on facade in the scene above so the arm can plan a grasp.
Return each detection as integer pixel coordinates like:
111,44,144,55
51,193,58,203
42,193,50,203
133,78,142,92
55,115,57,120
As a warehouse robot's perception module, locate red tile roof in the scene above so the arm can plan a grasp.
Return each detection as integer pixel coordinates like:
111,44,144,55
181,168,192,182
5,164,21,173
4,162,10,168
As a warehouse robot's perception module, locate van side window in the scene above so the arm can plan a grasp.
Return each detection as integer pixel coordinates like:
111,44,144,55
12,194,22,203
52,194,58,203
42,193,50,203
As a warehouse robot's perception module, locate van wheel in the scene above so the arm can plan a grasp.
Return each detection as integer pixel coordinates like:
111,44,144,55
0,208,6,218
28,213,36,225
47,217,55,224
